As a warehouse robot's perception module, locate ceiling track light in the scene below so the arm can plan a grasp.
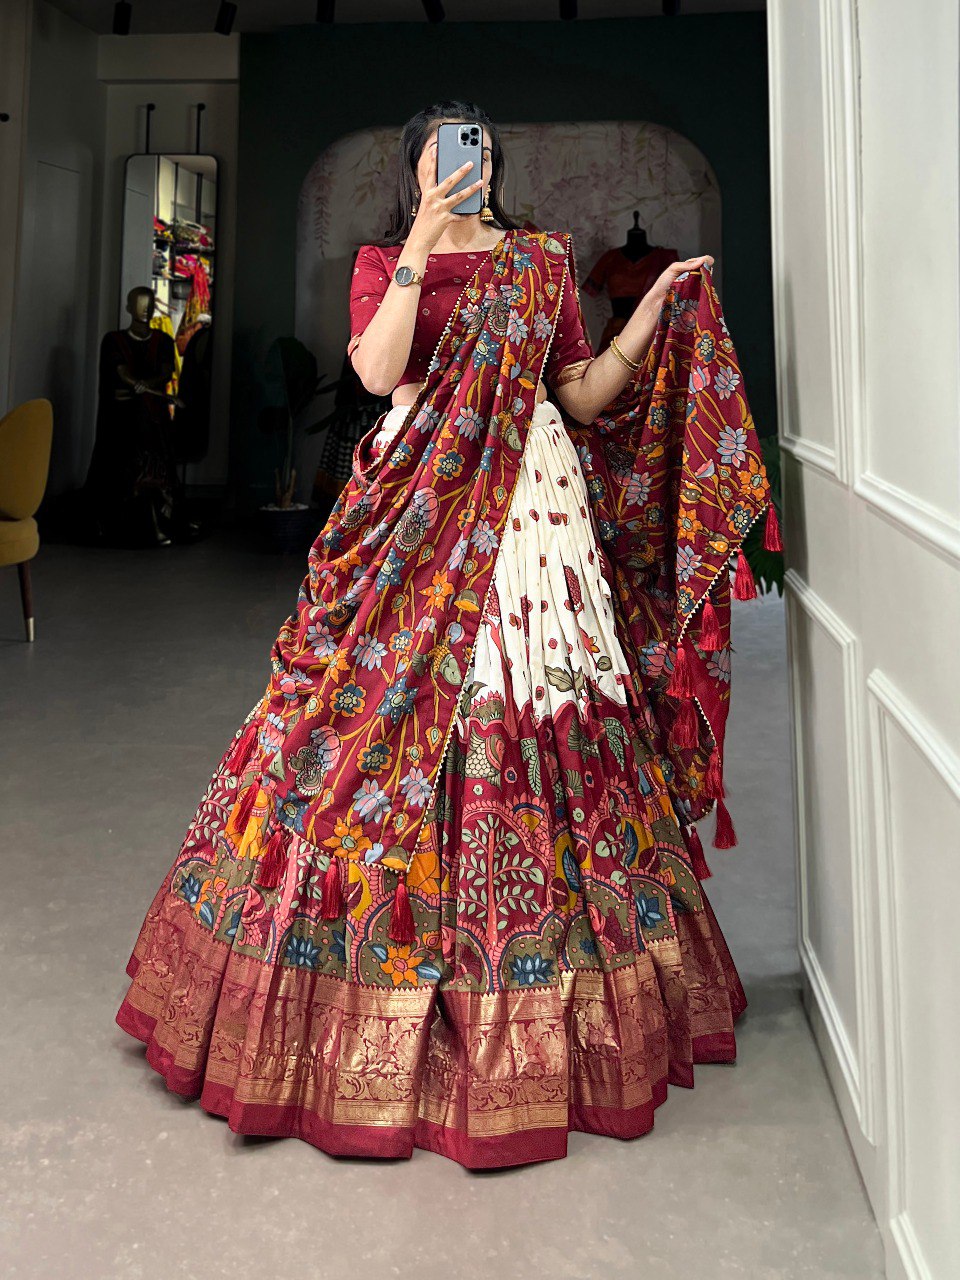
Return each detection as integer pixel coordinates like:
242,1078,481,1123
112,0,132,35
559,0,577,17
215,1,237,35
662,0,681,13
422,0,445,22
316,0,335,20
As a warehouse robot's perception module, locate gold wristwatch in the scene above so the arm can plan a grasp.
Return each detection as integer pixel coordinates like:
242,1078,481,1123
393,265,424,287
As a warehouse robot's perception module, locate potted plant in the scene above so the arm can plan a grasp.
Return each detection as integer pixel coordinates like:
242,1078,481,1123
257,336,338,552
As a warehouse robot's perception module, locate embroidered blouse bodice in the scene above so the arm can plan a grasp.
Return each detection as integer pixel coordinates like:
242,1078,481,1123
347,240,594,394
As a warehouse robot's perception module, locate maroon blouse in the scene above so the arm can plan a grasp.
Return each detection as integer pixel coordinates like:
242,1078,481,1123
347,238,595,393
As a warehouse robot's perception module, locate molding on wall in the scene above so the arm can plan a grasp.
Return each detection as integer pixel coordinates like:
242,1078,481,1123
767,0,840,481
818,0,863,489
867,668,960,1280
827,0,960,567
784,567,877,1143
778,432,840,475
855,471,960,564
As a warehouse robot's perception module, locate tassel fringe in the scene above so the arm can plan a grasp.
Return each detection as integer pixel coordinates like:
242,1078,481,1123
234,783,257,832
672,697,700,749
703,745,725,799
713,796,737,848
698,597,723,650
227,719,258,773
665,638,694,698
732,549,758,600
763,501,783,551
685,823,712,880
321,857,343,919
388,874,417,945
255,825,287,889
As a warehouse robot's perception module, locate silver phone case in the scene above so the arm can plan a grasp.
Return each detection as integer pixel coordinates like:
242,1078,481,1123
436,122,483,216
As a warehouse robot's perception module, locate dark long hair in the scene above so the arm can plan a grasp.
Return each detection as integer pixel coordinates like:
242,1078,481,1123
372,101,522,247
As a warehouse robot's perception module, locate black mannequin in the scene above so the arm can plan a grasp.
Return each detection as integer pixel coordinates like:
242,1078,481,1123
620,212,651,263
84,287,182,547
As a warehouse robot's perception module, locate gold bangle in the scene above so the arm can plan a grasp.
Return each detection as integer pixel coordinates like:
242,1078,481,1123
608,334,641,372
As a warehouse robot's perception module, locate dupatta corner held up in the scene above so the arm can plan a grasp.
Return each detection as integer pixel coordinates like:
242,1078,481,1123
237,227,773,898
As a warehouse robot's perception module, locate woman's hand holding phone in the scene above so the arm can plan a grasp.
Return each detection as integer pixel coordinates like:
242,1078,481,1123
406,162,484,255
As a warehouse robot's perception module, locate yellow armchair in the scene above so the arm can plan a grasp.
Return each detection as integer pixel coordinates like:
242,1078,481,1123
0,399,53,642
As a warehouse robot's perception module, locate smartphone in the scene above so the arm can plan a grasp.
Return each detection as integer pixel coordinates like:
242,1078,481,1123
436,121,483,216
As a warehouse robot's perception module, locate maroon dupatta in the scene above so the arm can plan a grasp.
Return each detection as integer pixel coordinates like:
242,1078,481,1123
228,228,775,912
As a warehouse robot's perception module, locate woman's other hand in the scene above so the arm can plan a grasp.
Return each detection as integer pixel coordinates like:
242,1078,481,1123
645,254,715,309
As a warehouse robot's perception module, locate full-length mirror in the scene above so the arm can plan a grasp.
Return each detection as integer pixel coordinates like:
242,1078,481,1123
115,153,218,485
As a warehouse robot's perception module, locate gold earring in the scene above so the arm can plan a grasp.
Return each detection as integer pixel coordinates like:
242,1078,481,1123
480,192,495,223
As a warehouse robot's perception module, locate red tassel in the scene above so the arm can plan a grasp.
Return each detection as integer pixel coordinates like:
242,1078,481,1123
672,697,700,749
321,857,343,919
388,874,417,945
732,549,758,601
685,823,712,880
703,745,725,799
698,597,723,650
227,719,257,772
763,502,783,551
255,825,287,889
234,783,257,832
713,796,737,848
665,638,694,698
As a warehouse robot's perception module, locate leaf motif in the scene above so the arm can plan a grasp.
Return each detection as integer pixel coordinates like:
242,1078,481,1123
562,846,581,891
567,719,601,758
603,717,628,769
520,737,542,792
546,665,575,692
438,651,463,687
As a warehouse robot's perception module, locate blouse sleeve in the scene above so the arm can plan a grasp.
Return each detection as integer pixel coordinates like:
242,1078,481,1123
346,244,389,358
544,252,595,391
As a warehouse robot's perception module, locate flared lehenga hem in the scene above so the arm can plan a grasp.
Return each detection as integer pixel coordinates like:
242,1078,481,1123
116,877,745,1169
115,396,750,1170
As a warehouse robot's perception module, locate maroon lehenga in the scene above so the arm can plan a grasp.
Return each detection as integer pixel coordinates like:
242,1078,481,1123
116,228,772,1168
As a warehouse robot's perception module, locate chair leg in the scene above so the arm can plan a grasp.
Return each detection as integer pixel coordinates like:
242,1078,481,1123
17,560,34,642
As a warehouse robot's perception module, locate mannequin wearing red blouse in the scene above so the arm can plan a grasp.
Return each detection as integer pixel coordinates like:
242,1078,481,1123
583,244,678,353
347,241,595,400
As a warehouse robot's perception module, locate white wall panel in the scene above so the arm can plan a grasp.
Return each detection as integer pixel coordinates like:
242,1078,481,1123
770,2,960,1274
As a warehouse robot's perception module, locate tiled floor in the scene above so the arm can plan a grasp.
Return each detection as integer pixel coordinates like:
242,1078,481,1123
0,529,885,1279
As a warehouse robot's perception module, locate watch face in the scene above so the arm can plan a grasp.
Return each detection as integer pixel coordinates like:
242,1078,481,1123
395,265,414,286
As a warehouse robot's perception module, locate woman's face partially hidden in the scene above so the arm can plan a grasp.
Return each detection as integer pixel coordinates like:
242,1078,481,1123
416,121,493,204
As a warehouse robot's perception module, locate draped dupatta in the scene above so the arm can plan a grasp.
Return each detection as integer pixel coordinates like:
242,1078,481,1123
570,260,777,834
233,227,776,908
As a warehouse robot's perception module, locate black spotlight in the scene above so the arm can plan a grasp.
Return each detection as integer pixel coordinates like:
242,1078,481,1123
215,1,237,35
662,0,681,13
560,0,577,17
316,0,335,19
112,0,132,34
422,0,444,21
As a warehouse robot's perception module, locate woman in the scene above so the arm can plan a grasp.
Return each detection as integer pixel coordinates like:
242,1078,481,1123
116,102,778,1169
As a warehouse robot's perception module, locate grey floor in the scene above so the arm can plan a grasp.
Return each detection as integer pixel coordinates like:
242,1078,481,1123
0,528,885,1280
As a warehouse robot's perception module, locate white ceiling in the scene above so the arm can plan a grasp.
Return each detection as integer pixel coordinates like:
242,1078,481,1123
50,0,764,36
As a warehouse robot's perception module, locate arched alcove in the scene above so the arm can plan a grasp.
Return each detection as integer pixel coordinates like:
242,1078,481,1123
295,120,722,381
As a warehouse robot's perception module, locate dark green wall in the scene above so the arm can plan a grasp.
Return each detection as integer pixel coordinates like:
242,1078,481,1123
234,13,773,507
